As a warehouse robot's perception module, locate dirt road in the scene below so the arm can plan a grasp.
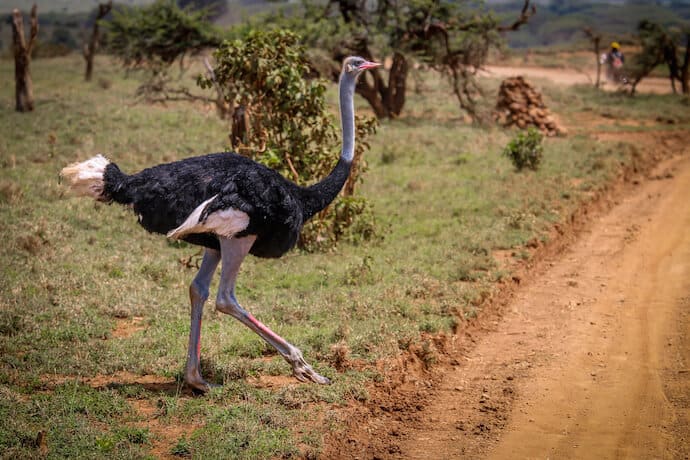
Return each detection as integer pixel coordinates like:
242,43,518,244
324,132,690,459
484,65,672,94
399,146,690,458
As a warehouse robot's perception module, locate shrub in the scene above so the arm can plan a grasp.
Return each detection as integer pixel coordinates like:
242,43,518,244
104,0,220,70
503,127,544,171
104,1,222,104
200,29,379,251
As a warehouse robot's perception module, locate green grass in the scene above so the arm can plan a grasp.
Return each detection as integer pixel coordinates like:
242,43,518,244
0,53,685,458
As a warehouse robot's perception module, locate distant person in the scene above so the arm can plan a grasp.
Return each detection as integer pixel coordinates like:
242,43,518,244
601,42,625,83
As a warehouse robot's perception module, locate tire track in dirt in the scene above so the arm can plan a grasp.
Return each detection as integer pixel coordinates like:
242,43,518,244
399,147,690,458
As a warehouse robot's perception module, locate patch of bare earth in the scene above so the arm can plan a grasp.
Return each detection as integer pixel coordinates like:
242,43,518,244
112,316,146,338
39,371,203,458
247,374,299,389
321,129,690,459
41,371,173,390
129,398,202,460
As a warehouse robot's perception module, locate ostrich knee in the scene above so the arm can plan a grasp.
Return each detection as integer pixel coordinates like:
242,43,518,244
215,294,242,317
190,279,209,305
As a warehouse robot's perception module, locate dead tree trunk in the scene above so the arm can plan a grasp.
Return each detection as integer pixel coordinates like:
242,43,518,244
83,1,112,82
11,5,38,112
583,27,602,88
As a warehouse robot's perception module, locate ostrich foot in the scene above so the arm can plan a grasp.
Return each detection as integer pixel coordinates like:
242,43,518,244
185,372,220,394
289,351,331,385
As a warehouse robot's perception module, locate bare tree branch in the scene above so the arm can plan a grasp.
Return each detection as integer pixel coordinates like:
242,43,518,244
27,4,38,54
12,9,27,51
497,0,536,32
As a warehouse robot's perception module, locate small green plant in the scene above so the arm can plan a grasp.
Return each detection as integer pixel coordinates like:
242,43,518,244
116,427,150,444
171,436,193,457
503,127,544,171
343,256,375,286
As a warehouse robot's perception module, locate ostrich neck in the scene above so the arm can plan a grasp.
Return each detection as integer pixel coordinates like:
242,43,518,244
339,72,356,163
299,72,357,221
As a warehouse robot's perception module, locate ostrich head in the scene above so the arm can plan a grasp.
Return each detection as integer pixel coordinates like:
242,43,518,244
342,56,381,78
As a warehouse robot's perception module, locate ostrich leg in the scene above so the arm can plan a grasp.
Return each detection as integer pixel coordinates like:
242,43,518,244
185,248,221,392
216,236,331,385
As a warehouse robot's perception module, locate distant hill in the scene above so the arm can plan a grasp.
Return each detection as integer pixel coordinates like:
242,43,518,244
2,0,688,53
492,1,690,48
0,0,279,15
0,1,152,14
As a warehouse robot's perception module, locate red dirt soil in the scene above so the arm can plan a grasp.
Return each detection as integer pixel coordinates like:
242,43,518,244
322,129,690,458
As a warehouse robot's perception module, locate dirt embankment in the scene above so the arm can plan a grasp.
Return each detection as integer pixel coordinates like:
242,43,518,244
323,130,690,459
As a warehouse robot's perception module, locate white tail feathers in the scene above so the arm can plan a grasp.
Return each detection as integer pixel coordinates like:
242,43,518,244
61,154,110,199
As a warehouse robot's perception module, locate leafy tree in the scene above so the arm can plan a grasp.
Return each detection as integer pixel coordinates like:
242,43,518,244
104,0,222,106
254,0,534,122
629,20,690,95
255,0,413,118
199,29,378,250
105,0,220,72
408,0,535,122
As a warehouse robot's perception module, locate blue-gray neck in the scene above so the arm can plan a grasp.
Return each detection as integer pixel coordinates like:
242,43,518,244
339,71,356,162
299,70,358,221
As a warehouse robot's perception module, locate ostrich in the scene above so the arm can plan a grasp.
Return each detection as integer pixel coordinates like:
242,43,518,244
61,56,380,392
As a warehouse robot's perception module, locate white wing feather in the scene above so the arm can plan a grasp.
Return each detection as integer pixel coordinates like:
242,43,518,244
167,195,250,239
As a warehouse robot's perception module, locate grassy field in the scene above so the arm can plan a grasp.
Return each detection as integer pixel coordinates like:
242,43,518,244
1,54,688,458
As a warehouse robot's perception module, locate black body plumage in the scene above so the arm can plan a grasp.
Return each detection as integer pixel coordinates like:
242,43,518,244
101,152,350,258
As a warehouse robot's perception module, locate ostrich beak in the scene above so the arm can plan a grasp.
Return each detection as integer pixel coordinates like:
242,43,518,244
359,61,382,71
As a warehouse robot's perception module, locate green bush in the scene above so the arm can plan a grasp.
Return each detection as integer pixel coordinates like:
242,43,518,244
503,127,544,171
200,29,378,251
105,0,220,70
